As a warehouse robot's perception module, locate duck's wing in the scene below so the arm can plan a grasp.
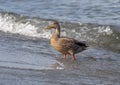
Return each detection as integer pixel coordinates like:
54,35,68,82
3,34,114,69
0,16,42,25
58,37,87,49
74,40,88,47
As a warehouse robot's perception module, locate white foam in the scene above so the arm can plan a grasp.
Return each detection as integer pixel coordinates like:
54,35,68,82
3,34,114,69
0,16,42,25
50,62,64,70
0,13,51,39
97,26,113,35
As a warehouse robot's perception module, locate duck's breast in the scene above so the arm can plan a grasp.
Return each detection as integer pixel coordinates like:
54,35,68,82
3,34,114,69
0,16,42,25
50,38,69,54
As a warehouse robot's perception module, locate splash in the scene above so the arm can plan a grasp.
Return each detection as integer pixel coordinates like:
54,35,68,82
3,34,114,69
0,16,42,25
0,12,51,39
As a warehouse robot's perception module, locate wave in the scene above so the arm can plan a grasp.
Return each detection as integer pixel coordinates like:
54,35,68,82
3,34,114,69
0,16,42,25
0,12,52,38
0,12,120,51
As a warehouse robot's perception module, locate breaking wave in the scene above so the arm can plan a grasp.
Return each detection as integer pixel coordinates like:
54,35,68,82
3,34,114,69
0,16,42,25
0,12,120,51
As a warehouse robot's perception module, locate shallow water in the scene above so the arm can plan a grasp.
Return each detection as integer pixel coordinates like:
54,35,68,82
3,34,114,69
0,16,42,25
0,33,63,70
0,32,120,85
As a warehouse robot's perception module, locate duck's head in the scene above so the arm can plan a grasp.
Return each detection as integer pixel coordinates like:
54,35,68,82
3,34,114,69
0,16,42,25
46,21,60,30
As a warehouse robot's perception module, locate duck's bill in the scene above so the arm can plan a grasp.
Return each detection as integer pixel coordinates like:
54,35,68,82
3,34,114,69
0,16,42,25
45,25,55,30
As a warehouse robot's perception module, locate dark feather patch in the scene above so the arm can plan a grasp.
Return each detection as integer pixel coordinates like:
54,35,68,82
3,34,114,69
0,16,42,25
75,41,88,47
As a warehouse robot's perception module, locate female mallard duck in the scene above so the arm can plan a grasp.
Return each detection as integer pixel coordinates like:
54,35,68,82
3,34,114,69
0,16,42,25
46,21,88,61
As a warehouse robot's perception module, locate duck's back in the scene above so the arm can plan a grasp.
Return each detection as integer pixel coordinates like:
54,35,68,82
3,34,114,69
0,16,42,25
50,37,87,54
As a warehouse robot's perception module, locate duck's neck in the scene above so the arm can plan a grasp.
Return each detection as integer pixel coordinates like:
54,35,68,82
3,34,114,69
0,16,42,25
51,25,60,40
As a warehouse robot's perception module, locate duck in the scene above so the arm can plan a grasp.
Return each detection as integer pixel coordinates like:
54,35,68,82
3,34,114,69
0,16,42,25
46,21,88,61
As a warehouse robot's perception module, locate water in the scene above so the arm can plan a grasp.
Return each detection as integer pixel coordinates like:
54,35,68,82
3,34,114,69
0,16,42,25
0,0,120,85
0,0,120,25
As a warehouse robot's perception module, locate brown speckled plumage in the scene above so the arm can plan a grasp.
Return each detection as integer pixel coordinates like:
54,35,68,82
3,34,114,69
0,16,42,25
46,21,88,61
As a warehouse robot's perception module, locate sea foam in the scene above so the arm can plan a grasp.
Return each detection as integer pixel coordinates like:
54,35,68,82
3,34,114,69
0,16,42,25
0,13,51,39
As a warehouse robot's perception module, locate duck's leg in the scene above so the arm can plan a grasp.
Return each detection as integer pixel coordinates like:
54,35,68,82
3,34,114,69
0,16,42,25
71,54,76,61
63,54,67,59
